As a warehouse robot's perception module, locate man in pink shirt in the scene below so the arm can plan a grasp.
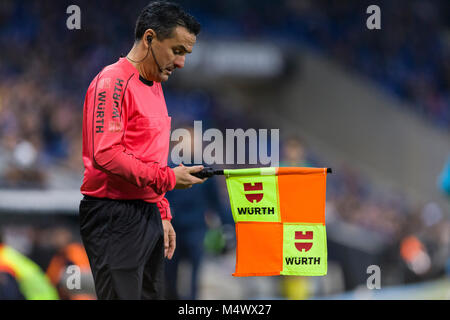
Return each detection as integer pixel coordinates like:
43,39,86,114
79,2,204,299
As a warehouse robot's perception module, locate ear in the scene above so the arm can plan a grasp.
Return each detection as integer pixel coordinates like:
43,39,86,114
143,29,156,48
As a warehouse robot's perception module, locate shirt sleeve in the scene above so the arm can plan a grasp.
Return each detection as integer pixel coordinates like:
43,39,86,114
91,71,175,195
157,197,173,221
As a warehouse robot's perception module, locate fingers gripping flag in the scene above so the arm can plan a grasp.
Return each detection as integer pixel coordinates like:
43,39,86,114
224,167,329,276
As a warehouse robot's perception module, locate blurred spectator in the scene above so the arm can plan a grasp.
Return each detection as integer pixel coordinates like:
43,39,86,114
280,136,312,167
45,226,96,300
0,264,24,300
438,156,450,196
0,231,24,299
0,230,59,300
164,126,234,300
399,202,450,283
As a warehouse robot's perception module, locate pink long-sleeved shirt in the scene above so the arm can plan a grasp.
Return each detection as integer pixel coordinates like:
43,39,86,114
80,57,176,220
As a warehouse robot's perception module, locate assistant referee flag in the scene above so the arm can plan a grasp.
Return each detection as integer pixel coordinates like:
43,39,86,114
224,167,329,276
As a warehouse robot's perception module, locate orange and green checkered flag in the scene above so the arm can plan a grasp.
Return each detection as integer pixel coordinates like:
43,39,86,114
223,167,330,276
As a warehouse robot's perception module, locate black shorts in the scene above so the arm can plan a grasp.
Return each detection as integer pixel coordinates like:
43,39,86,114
79,195,165,300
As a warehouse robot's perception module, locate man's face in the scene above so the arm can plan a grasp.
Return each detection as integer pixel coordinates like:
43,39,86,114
149,26,196,82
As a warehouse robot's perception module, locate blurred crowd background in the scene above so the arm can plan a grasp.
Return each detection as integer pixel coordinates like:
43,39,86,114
0,0,449,300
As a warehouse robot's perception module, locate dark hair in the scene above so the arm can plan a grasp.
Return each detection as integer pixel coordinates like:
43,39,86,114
135,1,201,42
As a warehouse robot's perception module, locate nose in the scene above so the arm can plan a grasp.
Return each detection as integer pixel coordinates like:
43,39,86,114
174,55,186,69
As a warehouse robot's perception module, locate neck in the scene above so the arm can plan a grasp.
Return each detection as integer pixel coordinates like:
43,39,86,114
126,44,155,82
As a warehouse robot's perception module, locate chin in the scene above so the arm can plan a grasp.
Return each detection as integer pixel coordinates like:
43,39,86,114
159,74,169,82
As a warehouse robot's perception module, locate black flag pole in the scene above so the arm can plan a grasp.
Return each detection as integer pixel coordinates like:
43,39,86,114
192,167,332,179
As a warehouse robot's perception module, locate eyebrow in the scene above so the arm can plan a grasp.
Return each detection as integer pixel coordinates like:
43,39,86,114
174,45,192,54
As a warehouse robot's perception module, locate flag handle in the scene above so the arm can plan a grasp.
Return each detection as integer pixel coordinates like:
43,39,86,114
192,167,332,178
191,167,222,179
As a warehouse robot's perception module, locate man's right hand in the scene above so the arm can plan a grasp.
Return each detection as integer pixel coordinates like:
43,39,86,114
172,164,207,189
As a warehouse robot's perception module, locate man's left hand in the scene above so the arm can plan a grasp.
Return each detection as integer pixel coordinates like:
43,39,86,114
162,220,176,259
